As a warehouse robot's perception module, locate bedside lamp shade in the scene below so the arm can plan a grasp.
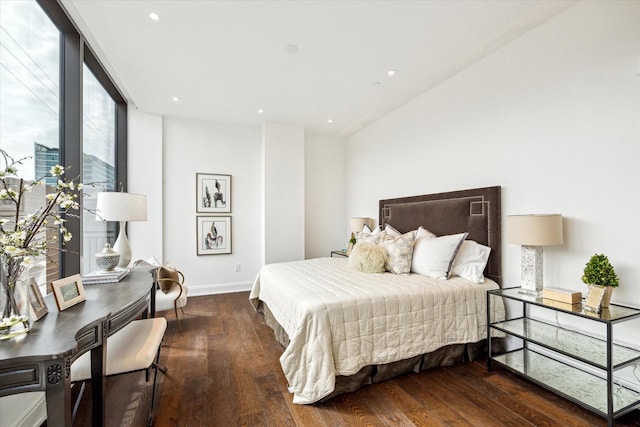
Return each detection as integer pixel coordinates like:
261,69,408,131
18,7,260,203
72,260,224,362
507,214,563,296
96,192,147,268
350,217,372,234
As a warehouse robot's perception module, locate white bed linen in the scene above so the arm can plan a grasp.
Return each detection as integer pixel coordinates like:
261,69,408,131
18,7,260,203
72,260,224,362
249,257,505,404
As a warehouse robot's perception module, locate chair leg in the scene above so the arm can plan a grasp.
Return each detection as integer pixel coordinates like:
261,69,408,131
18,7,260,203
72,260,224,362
174,306,183,332
147,343,164,426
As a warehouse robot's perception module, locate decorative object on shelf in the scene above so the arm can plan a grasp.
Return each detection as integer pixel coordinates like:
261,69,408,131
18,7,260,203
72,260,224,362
581,253,619,308
28,278,48,321
197,216,231,255
507,214,563,296
346,232,356,256
96,192,147,269
541,287,582,304
196,173,231,213
82,268,130,285
346,217,373,255
584,285,606,313
0,150,81,340
95,243,120,272
51,274,86,311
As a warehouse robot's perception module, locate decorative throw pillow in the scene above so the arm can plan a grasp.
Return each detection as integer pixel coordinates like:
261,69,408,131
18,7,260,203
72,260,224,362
411,232,468,279
356,229,385,245
157,265,180,293
379,230,416,274
451,240,491,283
348,243,387,273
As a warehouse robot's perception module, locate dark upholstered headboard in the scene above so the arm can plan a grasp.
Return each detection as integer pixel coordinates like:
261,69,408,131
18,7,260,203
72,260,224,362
379,186,501,285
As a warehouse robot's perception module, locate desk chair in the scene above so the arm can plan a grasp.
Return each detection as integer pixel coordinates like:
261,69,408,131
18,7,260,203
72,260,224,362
153,265,187,331
71,317,167,427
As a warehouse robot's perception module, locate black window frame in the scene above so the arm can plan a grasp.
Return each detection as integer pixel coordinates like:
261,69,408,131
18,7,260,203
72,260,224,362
37,0,127,277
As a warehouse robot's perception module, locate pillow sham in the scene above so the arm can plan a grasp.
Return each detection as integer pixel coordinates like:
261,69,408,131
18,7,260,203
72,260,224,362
451,240,491,283
411,232,468,279
378,230,416,274
384,223,401,236
356,229,384,245
348,243,387,273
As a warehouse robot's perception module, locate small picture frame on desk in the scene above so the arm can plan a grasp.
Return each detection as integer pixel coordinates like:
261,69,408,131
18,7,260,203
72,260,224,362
51,274,86,311
28,278,48,321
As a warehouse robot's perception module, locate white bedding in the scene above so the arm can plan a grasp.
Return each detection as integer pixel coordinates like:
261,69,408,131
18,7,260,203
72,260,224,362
249,257,505,404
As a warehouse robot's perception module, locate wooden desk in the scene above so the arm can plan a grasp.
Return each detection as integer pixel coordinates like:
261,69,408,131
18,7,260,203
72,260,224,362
0,268,155,427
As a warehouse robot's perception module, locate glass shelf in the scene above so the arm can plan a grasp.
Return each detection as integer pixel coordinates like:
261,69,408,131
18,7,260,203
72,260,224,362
490,288,640,323
493,349,640,415
492,318,640,369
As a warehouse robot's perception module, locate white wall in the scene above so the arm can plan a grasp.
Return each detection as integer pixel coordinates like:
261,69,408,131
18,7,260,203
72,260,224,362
262,123,305,264
163,116,262,295
347,0,640,317
305,132,347,259
128,108,163,263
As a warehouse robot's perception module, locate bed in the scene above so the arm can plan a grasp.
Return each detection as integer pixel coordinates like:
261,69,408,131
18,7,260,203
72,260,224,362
250,186,506,404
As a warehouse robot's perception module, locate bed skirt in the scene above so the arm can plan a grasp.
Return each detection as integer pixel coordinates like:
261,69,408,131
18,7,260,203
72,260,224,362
256,300,505,402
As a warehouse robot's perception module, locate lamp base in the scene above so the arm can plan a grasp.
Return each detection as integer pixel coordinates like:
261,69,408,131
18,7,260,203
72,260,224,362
113,221,131,269
518,245,543,297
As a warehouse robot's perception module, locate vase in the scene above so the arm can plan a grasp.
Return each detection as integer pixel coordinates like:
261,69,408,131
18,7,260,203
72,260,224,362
0,258,31,340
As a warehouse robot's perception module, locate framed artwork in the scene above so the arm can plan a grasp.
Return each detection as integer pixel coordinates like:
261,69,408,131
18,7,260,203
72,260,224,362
28,278,48,321
197,216,232,255
196,173,231,213
51,274,86,311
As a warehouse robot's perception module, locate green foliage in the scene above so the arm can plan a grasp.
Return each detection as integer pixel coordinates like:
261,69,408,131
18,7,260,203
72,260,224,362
581,253,619,288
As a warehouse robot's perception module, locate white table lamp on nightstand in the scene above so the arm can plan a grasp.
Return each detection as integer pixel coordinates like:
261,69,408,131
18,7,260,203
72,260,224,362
96,192,147,268
507,214,563,296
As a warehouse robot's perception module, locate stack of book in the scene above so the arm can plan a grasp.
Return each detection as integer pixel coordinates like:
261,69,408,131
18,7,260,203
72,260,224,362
82,268,130,285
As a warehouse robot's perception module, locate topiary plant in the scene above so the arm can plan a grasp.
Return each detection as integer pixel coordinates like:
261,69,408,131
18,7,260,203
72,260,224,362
581,253,619,287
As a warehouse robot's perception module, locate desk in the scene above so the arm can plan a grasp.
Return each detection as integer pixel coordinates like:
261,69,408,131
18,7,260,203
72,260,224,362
0,268,155,427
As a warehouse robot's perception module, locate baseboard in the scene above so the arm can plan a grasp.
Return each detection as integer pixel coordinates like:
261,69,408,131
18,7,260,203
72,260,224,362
187,281,253,296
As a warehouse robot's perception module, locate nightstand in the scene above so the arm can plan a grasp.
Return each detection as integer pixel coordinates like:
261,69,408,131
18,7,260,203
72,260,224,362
487,287,640,426
330,250,348,258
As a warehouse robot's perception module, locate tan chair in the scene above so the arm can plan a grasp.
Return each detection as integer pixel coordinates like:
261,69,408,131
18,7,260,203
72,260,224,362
153,265,187,330
71,317,167,426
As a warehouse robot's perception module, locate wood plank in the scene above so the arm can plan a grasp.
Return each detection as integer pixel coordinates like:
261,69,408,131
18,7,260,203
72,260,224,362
72,293,640,426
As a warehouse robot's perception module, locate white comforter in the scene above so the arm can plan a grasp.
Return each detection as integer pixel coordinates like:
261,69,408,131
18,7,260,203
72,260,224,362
249,257,505,404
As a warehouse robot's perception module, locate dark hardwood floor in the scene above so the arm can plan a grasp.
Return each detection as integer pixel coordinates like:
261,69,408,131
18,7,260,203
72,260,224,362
73,292,640,426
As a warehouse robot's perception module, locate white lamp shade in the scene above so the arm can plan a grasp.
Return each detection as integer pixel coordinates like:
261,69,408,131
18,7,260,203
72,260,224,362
507,214,563,246
96,192,147,222
350,217,372,233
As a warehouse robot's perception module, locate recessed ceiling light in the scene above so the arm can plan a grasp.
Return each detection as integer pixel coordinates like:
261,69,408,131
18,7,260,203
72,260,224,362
387,69,396,77
172,96,179,102
148,12,160,21
258,109,264,114
284,44,299,55
327,119,333,124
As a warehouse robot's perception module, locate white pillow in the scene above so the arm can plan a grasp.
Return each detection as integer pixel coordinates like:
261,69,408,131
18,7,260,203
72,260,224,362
451,240,491,283
362,224,372,233
411,232,468,279
384,223,401,236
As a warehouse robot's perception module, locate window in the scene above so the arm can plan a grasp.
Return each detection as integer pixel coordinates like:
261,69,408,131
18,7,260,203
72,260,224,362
0,0,61,286
83,64,117,273
0,0,127,282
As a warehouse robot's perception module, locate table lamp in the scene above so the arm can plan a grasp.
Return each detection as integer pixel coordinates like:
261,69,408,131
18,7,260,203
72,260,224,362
507,214,563,296
96,192,147,268
350,217,373,235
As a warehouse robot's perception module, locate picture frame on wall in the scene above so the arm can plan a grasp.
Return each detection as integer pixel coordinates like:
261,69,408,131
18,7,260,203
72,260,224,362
51,274,86,311
196,173,231,213
197,216,232,255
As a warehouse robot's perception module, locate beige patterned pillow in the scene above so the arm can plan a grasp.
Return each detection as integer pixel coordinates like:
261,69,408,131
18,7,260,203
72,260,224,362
379,230,416,274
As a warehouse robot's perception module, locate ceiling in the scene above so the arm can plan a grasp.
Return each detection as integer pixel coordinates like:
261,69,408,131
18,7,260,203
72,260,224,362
60,0,576,137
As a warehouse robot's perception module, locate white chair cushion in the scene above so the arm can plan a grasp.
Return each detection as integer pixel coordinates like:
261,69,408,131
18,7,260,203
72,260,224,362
155,282,187,313
72,317,167,382
0,392,46,427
